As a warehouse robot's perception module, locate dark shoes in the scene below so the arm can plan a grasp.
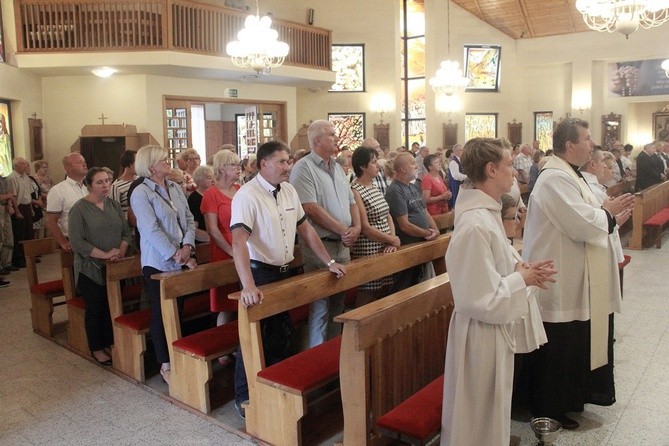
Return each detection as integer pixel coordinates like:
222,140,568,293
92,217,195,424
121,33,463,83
554,414,580,430
588,393,616,407
2,265,19,272
234,399,248,420
0,280,9,288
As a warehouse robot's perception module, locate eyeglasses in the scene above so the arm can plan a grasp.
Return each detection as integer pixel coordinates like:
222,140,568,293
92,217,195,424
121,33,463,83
502,214,520,221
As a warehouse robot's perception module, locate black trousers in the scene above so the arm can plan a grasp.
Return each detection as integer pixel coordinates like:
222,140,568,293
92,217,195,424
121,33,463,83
528,316,616,417
11,204,33,267
234,265,294,404
77,273,114,352
143,266,184,364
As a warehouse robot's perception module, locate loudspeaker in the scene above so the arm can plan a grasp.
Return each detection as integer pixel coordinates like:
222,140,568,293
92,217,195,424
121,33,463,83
307,8,314,25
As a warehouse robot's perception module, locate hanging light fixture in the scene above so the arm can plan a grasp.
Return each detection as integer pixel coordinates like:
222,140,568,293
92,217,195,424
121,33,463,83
429,0,469,96
575,0,669,39
225,0,290,75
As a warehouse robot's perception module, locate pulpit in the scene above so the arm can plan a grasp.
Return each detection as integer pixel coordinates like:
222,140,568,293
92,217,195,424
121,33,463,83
70,124,158,176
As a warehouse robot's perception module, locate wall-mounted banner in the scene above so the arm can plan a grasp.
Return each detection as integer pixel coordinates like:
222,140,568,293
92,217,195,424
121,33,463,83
607,58,669,97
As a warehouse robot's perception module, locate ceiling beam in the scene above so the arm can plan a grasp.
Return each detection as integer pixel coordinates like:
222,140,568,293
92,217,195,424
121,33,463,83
518,0,535,38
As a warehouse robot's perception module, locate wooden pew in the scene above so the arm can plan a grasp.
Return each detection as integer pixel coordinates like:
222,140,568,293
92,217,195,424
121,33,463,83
627,180,669,250
229,235,451,446
106,253,211,382
22,238,67,337
336,274,453,445
153,260,241,413
60,249,89,355
433,210,454,232
607,177,635,198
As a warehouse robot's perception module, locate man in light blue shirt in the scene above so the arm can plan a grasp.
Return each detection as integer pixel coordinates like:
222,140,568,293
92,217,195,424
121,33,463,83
290,119,361,347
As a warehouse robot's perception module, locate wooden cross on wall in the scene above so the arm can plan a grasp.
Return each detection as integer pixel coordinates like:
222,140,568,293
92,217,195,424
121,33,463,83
99,113,108,125
31,112,38,120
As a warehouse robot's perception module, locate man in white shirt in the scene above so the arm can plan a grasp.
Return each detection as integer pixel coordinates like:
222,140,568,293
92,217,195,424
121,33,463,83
230,140,346,419
46,152,87,252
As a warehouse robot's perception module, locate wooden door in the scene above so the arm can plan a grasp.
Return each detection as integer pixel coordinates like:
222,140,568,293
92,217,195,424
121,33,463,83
257,103,286,145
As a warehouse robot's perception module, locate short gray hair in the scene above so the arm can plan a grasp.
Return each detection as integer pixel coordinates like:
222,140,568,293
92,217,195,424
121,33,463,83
307,119,332,149
135,145,167,177
192,165,214,186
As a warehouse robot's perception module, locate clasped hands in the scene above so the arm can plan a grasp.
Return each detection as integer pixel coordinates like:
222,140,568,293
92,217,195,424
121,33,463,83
603,193,635,227
516,259,558,290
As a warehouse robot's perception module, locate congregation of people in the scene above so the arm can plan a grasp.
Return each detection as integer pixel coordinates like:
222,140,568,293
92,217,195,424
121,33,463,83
2,115,668,445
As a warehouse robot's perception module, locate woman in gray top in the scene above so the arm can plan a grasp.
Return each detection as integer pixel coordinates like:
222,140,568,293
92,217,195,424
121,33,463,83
69,167,132,365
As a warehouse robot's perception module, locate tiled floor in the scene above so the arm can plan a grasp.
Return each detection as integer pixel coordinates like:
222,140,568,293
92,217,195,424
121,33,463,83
0,237,667,445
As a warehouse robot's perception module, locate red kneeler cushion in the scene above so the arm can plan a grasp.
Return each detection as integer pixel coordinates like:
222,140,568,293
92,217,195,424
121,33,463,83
377,375,444,442
644,208,669,226
30,279,64,296
257,336,341,393
172,320,239,357
67,297,85,310
115,309,151,332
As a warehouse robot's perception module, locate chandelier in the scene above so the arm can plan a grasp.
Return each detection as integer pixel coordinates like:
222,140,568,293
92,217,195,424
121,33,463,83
575,0,669,38
429,0,469,96
225,0,289,75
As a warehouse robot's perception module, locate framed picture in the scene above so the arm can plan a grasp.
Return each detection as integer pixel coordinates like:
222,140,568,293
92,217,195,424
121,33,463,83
534,112,554,152
329,44,365,92
653,111,669,143
0,2,5,63
0,99,14,176
465,113,497,141
165,109,173,118
464,45,501,92
328,113,365,149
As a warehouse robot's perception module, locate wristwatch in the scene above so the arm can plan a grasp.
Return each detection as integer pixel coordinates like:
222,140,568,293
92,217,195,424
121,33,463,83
326,259,336,267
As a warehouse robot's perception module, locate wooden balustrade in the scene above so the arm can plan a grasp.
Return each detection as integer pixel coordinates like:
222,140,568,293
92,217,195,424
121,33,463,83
13,0,331,70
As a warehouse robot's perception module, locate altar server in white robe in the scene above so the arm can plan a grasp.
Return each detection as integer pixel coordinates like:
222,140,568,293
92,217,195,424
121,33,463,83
522,118,634,430
441,138,557,446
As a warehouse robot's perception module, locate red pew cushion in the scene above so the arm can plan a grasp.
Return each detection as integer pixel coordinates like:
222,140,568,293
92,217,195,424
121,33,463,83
115,309,151,332
173,320,239,358
66,297,85,310
644,208,669,226
30,279,64,296
377,375,444,442
256,336,341,393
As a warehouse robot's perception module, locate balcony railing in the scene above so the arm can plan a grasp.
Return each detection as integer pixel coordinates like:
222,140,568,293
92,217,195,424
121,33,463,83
13,0,332,70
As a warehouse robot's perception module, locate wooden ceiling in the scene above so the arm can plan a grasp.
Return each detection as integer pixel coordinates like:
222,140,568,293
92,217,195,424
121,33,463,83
451,0,592,39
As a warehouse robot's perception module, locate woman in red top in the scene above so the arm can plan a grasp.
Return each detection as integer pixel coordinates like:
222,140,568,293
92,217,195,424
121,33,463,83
201,150,241,261
201,149,241,366
421,154,452,216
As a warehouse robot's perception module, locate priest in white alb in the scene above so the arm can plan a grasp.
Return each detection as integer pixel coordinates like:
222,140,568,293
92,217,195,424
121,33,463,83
522,118,635,430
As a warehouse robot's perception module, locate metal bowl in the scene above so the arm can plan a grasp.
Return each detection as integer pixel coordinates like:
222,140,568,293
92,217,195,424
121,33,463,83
530,417,562,444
